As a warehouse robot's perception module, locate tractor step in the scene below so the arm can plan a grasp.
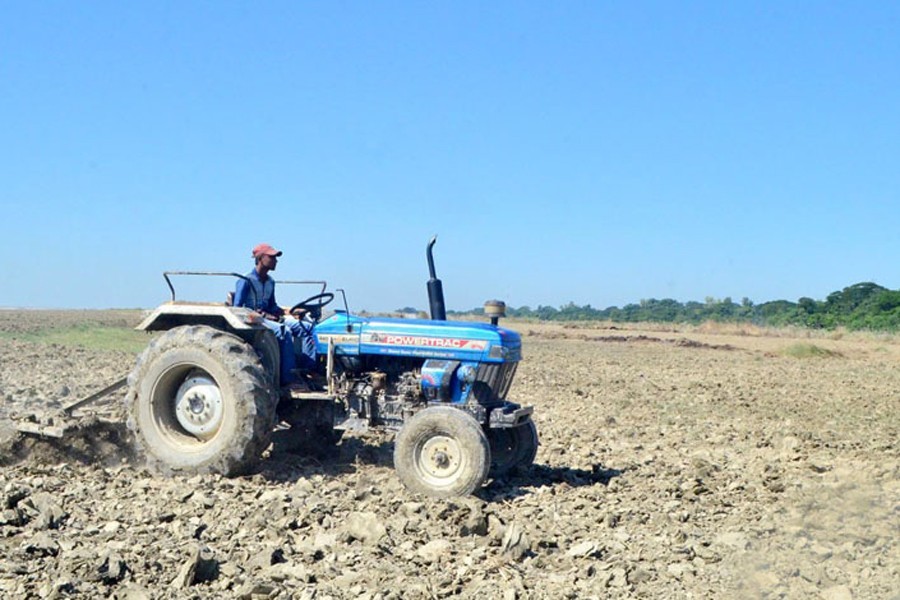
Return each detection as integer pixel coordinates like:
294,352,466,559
284,388,333,402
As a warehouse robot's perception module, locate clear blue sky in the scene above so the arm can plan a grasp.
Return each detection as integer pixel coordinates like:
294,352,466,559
2,2,898,311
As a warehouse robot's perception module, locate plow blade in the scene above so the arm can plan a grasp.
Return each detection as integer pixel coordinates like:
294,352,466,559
14,420,68,439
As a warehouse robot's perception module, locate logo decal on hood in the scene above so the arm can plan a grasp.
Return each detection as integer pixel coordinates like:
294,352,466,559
363,332,486,350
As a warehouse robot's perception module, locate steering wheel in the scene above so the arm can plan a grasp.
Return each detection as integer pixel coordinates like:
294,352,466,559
290,292,335,319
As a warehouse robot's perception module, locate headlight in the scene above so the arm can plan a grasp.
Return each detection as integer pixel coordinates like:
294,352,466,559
488,345,509,360
458,364,477,383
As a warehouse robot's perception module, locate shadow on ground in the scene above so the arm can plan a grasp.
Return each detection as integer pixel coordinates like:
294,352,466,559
3,421,623,502
480,463,624,501
261,432,623,500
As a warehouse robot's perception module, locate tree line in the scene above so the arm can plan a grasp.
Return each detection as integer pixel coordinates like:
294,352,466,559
446,282,900,331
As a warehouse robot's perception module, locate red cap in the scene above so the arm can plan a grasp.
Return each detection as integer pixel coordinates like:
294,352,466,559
252,243,282,258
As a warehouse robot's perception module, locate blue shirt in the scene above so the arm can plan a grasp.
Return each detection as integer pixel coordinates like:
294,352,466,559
234,269,280,315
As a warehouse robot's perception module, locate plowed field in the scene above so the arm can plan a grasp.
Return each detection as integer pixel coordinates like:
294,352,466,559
1,311,897,599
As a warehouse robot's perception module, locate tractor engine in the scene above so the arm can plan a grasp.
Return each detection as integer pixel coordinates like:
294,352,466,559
314,311,528,433
330,356,425,428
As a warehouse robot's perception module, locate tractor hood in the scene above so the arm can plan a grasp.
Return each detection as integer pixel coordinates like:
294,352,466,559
313,312,522,363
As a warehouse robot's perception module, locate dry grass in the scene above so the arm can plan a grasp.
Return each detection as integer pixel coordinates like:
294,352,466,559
509,318,900,362
780,342,844,359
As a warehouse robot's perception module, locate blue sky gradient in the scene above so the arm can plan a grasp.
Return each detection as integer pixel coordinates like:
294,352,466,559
2,2,898,311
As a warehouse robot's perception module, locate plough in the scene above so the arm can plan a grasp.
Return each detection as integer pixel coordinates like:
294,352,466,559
12,377,128,439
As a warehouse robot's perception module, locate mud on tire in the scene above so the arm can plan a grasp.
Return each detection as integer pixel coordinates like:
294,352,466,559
125,325,277,476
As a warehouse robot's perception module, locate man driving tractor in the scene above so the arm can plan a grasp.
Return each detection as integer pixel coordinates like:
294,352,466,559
232,243,316,386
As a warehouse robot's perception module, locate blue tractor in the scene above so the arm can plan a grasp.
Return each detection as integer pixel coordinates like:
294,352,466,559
126,238,537,498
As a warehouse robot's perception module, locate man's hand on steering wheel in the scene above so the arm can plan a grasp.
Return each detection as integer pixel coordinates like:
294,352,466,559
290,292,335,321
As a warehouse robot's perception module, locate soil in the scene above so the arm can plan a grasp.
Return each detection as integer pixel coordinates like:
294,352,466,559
1,311,897,599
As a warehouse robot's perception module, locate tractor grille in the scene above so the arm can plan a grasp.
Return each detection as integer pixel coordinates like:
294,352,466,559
474,362,518,404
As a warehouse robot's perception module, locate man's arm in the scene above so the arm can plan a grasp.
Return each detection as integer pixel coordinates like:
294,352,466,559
266,286,285,319
233,278,250,308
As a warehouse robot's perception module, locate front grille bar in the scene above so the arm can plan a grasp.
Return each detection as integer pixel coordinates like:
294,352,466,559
474,362,518,403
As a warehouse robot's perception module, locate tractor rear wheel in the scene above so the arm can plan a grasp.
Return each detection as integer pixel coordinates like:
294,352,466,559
488,420,539,478
125,325,277,475
393,406,491,498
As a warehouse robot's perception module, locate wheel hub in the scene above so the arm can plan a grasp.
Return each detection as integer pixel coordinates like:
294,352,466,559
174,374,224,440
433,451,450,469
418,435,463,483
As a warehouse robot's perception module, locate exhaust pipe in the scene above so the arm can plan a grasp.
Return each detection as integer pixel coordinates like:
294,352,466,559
426,236,446,320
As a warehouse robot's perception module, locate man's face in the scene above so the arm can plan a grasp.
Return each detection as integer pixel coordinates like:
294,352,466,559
260,254,278,270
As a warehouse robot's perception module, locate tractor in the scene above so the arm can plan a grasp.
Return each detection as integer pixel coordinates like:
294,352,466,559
124,237,537,498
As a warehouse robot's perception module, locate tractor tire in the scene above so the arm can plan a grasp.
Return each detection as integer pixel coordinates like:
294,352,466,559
252,329,281,388
393,406,491,498
125,325,277,476
488,420,539,478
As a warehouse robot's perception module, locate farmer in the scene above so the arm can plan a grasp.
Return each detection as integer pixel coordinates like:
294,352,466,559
232,243,316,386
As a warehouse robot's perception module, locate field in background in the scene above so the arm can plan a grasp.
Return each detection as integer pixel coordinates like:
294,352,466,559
2,308,899,369
0,311,147,354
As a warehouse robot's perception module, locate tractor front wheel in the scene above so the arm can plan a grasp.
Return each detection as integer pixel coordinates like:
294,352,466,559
488,420,539,478
393,406,491,498
125,326,277,475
